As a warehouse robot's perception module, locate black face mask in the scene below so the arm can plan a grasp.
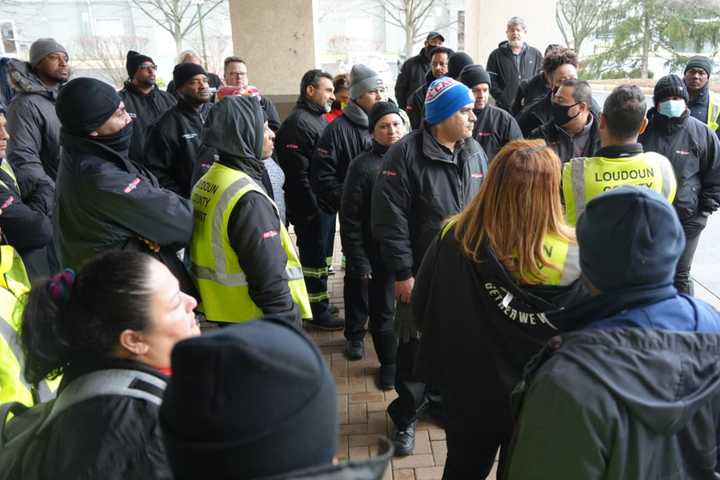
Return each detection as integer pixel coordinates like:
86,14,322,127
93,122,134,154
551,101,580,127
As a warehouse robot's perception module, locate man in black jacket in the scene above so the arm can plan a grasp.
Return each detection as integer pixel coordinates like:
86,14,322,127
511,44,562,115
276,69,343,330
144,63,214,198
684,56,720,133
460,64,522,161
406,47,453,129
394,32,445,113
529,79,600,164
372,77,488,456
639,74,720,295
119,50,176,164
486,17,543,112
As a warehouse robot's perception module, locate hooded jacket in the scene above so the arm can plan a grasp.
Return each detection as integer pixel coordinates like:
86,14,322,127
200,96,298,324
529,112,601,164
371,127,488,281
472,105,523,161
119,81,176,164
507,287,720,479
395,47,432,113
143,99,214,198
517,90,602,137
275,96,329,222
5,59,62,192
486,41,543,112
639,108,720,229
512,71,549,115
310,101,372,214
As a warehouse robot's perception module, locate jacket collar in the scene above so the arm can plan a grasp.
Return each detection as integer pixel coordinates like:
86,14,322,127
421,126,457,163
296,96,327,116
123,80,159,97
60,129,139,175
647,107,689,134
595,143,643,158
343,101,369,128
372,140,390,156
7,58,58,99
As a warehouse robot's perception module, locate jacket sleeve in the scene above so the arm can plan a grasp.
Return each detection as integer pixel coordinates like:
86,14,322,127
411,233,440,332
0,184,53,252
227,192,298,322
6,97,54,193
512,80,528,115
395,60,411,110
699,125,720,213
407,89,424,130
277,124,319,219
505,114,524,143
340,157,372,278
262,96,281,132
83,167,193,250
143,122,182,195
310,125,342,213
486,51,507,109
371,146,414,280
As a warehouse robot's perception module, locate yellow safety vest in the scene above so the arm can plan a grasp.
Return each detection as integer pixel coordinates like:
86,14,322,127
440,222,580,286
707,91,720,132
562,152,677,225
0,158,17,192
0,245,56,406
190,163,311,324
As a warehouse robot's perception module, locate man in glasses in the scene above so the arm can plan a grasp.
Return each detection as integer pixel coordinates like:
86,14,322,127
119,50,176,164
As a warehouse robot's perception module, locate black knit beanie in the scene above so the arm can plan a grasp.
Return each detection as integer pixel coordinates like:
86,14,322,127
368,101,400,132
685,55,713,76
173,63,207,89
448,52,474,80
160,316,338,480
653,74,689,105
126,50,154,80
56,77,121,135
459,64,492,89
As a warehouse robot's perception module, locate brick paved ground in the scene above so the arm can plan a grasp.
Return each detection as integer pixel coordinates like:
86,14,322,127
304,237,498,480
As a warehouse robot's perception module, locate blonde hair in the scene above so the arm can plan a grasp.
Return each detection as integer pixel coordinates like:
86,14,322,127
452,139,574,284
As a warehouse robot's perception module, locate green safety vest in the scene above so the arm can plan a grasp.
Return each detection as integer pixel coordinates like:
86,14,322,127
190,163,312,324
440,221,580,286
562,152,677,226
0,245,56,406
707,92,720,132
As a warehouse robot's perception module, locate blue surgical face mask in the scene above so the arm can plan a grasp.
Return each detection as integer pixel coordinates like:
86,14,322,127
658,99,686,118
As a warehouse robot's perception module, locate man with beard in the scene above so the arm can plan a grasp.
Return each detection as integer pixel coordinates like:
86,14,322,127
395,32,445,113
406,46,453,129
145,63,215,198
460,64,522,161
5,38,69,191
486,17,543,112
684,56,720,134
119,50,176,164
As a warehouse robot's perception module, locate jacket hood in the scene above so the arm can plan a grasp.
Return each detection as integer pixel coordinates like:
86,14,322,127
497,40,526,53
557,327,720,434
7,58,57,98
202,95,265,169
343,101,369,128
256,438,392,480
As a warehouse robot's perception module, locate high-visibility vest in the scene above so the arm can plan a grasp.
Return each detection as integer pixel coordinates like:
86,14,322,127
0,158,17,192
440,221,580,286
0,245,55,406
562,152,677,225
190,163,312,324
706,91,720,132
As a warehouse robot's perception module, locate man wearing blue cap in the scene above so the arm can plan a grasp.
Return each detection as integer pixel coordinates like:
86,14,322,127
372,77,489,456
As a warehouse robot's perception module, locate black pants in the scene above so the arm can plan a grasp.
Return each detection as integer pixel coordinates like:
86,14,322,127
675,223,704,295
294,212,335,321
343,270,397,366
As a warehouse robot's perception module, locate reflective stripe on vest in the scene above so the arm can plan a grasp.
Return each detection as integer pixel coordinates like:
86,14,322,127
707,92,720,132
563,152,677,225
0,158,18,193
190,164,311,323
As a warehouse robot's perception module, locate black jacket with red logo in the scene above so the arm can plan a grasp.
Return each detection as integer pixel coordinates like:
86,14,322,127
473,105,523,161
372,127,488,280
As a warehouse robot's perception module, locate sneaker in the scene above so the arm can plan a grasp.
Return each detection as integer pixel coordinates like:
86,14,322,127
378,364,396,391
391,421,416,457
344,339,364,360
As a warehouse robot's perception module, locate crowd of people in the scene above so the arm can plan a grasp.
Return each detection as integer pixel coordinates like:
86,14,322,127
1,13,720,480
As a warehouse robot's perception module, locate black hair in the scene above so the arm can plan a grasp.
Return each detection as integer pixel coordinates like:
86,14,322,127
561,79,592,104
20,251,157,385
299,69,333,98
603,84,647,140
542,48,578,76
429,46,455,60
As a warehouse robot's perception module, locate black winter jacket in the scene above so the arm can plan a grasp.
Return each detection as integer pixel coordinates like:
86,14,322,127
5,59,62,191
406,71,434,130
119,82,176,164
473,105,523,161
340,141,389,278
639,108,720,229
529,113,601,164
276,97,328,222
517,91,602,136
36,358,172,479
144,99,214,198
371,127,488,280
486,41,543,112
395,48,432,111
310,102,372,214
511,72,549,115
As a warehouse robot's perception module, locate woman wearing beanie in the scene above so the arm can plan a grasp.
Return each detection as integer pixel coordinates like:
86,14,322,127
54,77,197,297
413,139,584,479
340,101,404,386
15,250,199,479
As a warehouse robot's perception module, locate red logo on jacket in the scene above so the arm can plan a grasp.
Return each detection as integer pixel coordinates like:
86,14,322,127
471,172,484,179
262,230,279,239
124,177,142,193
382,170,398,177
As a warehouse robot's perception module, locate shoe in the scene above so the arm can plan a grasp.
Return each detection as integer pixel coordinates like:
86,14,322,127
344,340,364,360
328,265,335,276
423,399,447,428
378,364,396,391
328,304,341,317
391,421,416,456
304,315,344,331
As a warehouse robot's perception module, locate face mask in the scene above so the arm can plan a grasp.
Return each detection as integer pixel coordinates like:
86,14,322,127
551,101,580,127
658,99,686,118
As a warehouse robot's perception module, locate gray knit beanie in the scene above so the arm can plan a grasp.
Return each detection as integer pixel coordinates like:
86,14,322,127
350,64,384,100
29,38,68,67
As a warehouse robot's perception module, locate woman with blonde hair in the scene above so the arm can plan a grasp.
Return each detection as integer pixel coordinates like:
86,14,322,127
412,139,584,480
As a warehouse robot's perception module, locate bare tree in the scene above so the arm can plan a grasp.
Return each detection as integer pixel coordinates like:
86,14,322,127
129,0,226,55
72,36,151,87
190,34,232,75
555,0,614,54
374,0,455,57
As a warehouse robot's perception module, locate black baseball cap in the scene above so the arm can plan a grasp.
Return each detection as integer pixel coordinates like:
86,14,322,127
426,32,445,42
